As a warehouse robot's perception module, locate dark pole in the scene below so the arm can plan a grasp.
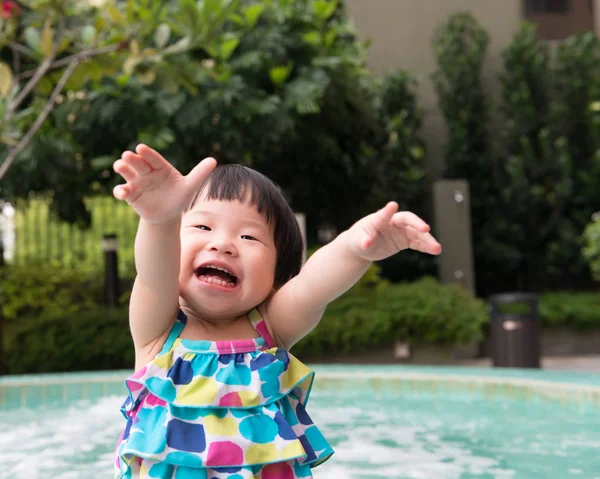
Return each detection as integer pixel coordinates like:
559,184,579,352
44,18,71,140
103,234,120,307
0,237,5,375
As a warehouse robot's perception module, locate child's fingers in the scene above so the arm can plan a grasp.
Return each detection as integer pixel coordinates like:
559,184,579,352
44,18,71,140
135,144,171,170
391,211,430,232
122,151,152,175
404,227,442,254
113,159,137,183
185,157,217,188
113,184,130,201
374,202,399,226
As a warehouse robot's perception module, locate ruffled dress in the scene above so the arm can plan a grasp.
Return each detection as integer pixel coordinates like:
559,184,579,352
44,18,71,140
114,309,333,478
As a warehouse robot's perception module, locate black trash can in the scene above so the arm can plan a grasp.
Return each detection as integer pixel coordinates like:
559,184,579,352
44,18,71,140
489,293,541,368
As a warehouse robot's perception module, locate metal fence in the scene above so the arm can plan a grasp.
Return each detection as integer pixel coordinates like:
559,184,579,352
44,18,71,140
4,196,138,277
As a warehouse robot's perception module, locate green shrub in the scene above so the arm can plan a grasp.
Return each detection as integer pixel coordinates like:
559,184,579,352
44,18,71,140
293,276,488,358
582,215,600,282
0,264,103,323
539,292,600,331
4,306,134,374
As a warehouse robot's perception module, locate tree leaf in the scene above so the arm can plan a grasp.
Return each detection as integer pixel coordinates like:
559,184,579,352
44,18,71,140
0,61,14,98
24,27,41,53
269,64,293,87
40,17,55,58
312,0,338,22
219,37,239,60
136,67,157,85
107,2,125,24
81,25,97,46
243,4,265,28
302,31,321,47
154,23,171,49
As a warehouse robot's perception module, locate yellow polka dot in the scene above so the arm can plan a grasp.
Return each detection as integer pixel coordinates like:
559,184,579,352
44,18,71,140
245,443,278,464
204,415,239,436
152,353,174,370
282,359,313,389
237,390,260,407
176,377,218,405
280,440,305,460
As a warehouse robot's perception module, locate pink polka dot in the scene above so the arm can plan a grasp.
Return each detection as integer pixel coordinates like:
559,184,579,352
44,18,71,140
126,381,144,393
206,441,243,466
130,366,148,380
145,393,167,407
262,462,294,479
219,392,242,407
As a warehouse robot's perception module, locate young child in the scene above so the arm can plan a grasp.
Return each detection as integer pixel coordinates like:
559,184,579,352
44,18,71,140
112,144,441,479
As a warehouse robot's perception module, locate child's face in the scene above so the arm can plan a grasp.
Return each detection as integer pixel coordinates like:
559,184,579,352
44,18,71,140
179,194,277,320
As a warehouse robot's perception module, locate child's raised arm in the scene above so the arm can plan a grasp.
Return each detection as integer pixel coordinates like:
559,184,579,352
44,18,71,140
113,145,216,354
263,202,442,348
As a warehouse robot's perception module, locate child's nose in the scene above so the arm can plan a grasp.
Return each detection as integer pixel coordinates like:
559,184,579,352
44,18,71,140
207,237,237,256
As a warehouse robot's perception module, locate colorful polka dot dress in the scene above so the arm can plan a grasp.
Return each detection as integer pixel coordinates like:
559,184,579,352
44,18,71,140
114,309,333,478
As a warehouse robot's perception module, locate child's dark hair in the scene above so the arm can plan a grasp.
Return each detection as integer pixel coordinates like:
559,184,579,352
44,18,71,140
188,164,303,286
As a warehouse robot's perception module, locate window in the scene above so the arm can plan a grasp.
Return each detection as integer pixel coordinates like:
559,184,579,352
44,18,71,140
524,0,571,14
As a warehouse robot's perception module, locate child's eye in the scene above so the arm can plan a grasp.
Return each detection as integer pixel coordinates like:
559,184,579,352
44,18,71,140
241,235,257,241
195,225,211,231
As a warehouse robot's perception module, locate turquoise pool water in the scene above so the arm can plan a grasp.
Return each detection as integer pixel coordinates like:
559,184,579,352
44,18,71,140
1,366,600,478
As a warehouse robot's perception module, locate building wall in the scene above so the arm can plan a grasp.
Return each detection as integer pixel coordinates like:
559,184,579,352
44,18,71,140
344,0,598,178
345,0,523,178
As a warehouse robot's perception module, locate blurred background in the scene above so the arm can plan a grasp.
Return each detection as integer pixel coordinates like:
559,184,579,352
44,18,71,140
2,1,600,478
0,0,598,373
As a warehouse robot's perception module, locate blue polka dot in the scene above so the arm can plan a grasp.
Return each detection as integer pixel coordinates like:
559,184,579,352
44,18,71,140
239,415,278,443
122,416,133,441
230,408,254,419
219,353,246,365
250,353,276,371
294,461,313,477
273,411,297,440
260,375,281,399
169,405,227,421
191,356,219,377
166,451,203,468
215,466,241,473
216,364,252,386
298,434,317,462
305,425,330,452
167,357,194,385
146,377,176,402
148,461,174,478
281,398,299,426
296,401,312,425
166,419,206,453
228,475,244,479
258,360,285,381
274,349,290,369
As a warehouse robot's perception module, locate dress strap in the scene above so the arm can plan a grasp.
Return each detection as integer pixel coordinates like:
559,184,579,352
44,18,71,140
248,308,276,348
158,310,187,356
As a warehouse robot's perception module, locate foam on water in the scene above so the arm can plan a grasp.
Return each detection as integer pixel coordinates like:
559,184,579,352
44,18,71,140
1,386,600,478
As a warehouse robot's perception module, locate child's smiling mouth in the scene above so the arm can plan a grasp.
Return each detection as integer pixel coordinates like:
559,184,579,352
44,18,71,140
195,262,238,289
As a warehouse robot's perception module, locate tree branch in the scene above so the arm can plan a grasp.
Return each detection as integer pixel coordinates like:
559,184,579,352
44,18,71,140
4,17,66,121
16,43,123,81
0,61,79,181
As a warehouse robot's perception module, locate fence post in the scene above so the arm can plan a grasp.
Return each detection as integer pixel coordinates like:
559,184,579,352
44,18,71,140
0,237,5,375
102,234,120,307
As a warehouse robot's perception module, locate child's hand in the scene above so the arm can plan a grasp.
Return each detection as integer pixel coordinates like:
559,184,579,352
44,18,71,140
112,144,216,224
346,202,442,261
